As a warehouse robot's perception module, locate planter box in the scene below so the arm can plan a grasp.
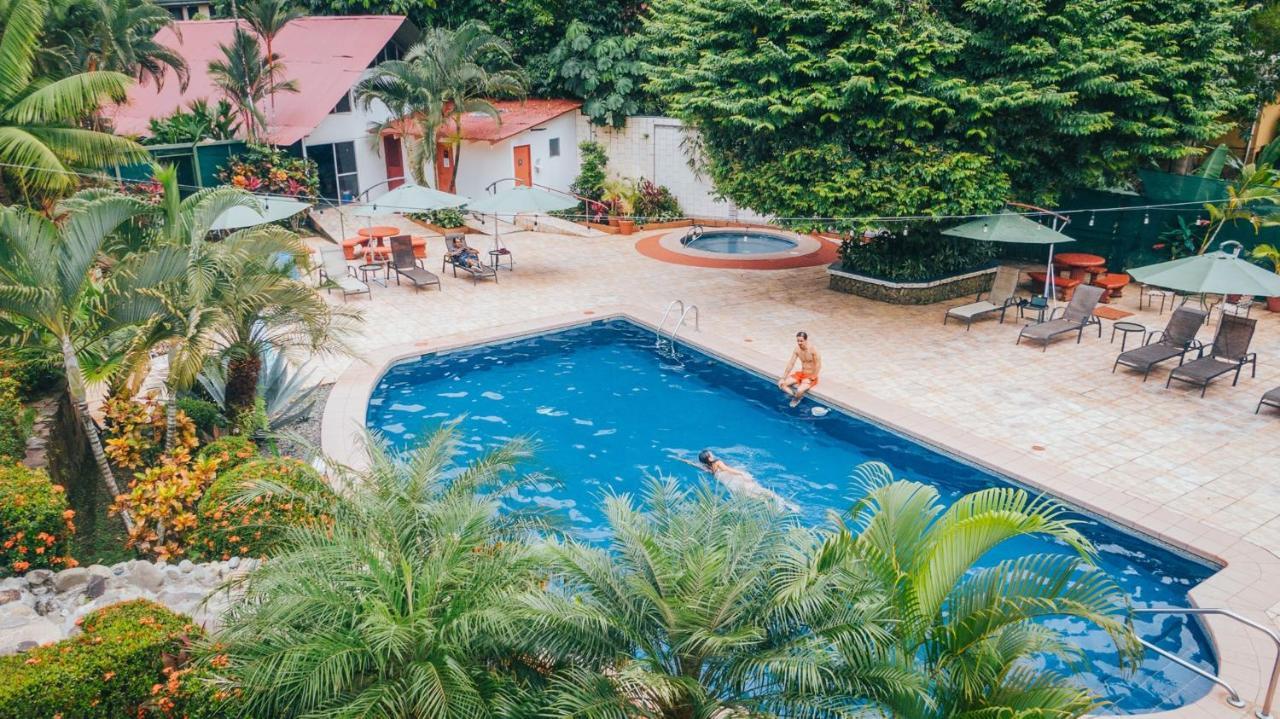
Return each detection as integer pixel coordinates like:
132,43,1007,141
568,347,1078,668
406,217,478,235
637,220,693,231
827,264,997,305
585,221,621,234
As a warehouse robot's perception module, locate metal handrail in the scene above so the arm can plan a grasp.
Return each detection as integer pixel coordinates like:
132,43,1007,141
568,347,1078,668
670,305,699,346
1135,606,1280,718
482,177,608,220
657,300,685,346
1138,637,1245,708
682,224,705,245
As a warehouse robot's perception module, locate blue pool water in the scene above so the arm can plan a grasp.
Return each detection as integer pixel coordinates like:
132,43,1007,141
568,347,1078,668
684,230,798,254
367,320,1218,713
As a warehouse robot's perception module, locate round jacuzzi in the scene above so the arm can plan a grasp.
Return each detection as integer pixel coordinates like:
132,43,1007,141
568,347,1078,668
682,230,799,255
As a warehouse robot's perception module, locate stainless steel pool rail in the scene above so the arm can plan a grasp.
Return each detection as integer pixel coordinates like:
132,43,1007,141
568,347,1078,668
671,305,699,345
656,301,700,348
657,300,686,346
1134,606,1280,718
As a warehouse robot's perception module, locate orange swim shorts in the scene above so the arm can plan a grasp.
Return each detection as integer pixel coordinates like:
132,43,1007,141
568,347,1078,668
790,372,818,386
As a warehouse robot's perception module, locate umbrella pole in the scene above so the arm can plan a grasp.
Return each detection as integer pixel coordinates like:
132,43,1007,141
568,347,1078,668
1045,243,1056,301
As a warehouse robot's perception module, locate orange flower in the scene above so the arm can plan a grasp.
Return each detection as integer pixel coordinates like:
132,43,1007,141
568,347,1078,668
12,560,29,572
103,671,115,681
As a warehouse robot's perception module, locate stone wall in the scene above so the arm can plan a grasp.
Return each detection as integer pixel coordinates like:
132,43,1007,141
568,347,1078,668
0,557,255,654
827,265,996,305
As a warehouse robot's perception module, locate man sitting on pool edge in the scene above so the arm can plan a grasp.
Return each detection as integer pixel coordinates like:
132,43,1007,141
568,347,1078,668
779,330,821,407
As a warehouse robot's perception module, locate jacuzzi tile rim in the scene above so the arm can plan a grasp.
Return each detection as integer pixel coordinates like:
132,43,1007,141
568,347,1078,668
321,304,1280,719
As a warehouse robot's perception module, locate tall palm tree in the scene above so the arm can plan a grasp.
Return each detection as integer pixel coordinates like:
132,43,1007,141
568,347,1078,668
819,463,1143,718
0,0,148,199
0,197,187,532
77,0,189,91
200,428,554,717
353,49,445,187
518,478,926,718
207,27,296,142
239,0,302,110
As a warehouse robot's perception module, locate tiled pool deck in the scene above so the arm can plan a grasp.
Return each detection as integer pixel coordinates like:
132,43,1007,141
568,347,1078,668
311,228,1280,719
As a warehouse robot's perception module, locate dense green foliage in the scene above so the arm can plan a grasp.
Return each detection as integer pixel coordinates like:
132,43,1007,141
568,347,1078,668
540,20,647,127
0,600,195,719
176,397,229,438
633,179,682,223
195,456,330,560
571,141,608,202
195,435,258,471
145,99,240,145
45,0,188,90
838,232,999,281
0,463,74,575
0,377,32,461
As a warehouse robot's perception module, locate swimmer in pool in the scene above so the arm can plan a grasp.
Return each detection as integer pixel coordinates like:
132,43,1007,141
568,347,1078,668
674,450,795,510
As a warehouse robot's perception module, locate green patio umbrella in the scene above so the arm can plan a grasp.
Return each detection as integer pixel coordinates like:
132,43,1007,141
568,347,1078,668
366,183,470,214
1127,240,1280,297
209,195,311,231
942,210,1077,299
465,186,579,254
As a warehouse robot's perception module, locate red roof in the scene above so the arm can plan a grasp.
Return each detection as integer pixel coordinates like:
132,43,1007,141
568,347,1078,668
110,16,410,145
389,99,582,144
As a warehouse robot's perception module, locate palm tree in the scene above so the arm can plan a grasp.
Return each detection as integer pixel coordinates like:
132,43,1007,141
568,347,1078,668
207,27,296,142
1199,161,1280,254
200,428,553,717
518,478,925,718
355,20,526,191
0,0,148,199
239,0,302,110
819,463,1143,718
0,197,188,532
77,0,189,91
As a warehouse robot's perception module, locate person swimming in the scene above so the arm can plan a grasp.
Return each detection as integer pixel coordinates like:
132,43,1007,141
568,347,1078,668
675,450,796,511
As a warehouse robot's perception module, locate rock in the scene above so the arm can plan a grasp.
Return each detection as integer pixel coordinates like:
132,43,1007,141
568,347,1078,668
0,577,23,592
87,564,112,579
164,566,182,582
85,576,107,600
0,603,36,624
128,562,164,592
111,563,126,576
24,569,52,587
178,559,194,573
52,567,89,592
33,597,58,616
0,589,22,605
156,589,206,616
227,556,240,570
191,566,212,585
0,617,61,654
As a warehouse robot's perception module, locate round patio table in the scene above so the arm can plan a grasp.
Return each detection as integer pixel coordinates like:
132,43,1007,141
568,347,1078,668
357,225,401,240
1053,252,1106,281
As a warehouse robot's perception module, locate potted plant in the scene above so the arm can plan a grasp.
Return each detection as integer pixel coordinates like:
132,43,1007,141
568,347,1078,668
1250,243,1280,311
602,178,639,234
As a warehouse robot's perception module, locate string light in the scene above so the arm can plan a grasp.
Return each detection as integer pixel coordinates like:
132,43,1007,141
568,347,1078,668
1143,213,1150,225
982,223,989,233
1088,213,1095,227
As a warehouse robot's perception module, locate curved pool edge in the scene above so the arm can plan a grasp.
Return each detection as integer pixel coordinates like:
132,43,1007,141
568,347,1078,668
322,305,1280,719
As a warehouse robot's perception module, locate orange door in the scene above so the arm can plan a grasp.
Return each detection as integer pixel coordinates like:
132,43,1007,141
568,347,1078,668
383,136,404,190
434,142,454,191
513,144,532,186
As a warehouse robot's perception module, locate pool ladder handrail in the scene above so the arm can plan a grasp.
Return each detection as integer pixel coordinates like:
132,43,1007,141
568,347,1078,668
1134,606,1280,718
656,300,700,347
681,224,704,245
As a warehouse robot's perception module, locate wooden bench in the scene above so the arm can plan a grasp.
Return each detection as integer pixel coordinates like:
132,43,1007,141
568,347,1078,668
1091,272,1131,303
1027,271,1082,301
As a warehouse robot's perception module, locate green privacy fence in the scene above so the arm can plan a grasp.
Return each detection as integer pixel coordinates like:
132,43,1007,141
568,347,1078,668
112,140,247,190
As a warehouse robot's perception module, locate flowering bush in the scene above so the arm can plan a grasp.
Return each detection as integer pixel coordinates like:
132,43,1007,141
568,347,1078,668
218,144,318,197
0,464,75,576
112,447,221,561
633,179,683,223
0,377,32,461
409,207,467,228
196,457,331,560
102,394,197,472
140,664,241,719
195,435,257,472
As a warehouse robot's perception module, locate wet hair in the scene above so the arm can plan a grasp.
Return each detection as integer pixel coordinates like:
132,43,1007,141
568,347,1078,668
796,331,808,339
698,450,715,466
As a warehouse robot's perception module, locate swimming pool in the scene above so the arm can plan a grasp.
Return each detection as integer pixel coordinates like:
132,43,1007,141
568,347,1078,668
366,319,1218,713
683,229,799,254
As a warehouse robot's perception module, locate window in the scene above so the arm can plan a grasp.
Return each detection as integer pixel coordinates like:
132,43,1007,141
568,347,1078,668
549,137,561,157
367,41,402,68
329,91,351,114
308,141,360,202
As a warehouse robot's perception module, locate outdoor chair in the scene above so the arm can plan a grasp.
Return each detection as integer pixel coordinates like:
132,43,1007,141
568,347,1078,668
1112,306,1206,381
1258,386,1280,414
1016,284,1104,351
1219,296,1255,320
944,266,1021,330
1165,313,1258,397
441,233,497,284
317,245,370,301
389,235,441,292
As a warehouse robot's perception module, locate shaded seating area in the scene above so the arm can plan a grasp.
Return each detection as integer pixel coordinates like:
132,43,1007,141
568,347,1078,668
1258,387,1280,414
389,235,440,292
1016,284,1104,351
944,266,1021,330
442,233,498,284
317,245,370,301
344,234,428,260
1166,314,1258,397
1112,307,1206,381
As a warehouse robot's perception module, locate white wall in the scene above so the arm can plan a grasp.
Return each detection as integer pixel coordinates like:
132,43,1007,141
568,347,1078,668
575,115,766,222
302,78,394,202
448,111,580,199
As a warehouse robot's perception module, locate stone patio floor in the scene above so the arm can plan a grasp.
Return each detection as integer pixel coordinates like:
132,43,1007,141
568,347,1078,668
305,226,1280,583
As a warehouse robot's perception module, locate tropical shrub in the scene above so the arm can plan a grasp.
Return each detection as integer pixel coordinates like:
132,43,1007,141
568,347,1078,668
145,99,240,145
632,179,682,223
195,457,330,560
410,207,467,228
571,141,608,202
0,355,63,400
0,377,32,461
838,231,1000,281
140,665,241,719
0,464,75,575
0,600,196,719
176,397,227,439
217,144,318,197
196,435,258,471
102,393,197,472
112,447,221,561
541,20,648,127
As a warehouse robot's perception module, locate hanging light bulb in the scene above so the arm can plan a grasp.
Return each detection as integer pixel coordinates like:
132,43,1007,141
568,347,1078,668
1143,213,1150,225
903,225,909,236
982,222,989,233
1088,213,1095,227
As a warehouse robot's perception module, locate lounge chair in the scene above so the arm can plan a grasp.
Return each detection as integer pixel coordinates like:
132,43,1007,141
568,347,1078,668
317,245,370,301
1016,284,1104,351
389,235,441,292
1112,306,1206,381
944,266,1020,330
441,233,497,284
1258,387,1280,414
1165,313,1258,397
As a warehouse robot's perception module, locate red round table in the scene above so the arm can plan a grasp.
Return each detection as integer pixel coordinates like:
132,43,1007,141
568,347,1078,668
1053,252,1106,281
357,225,401,240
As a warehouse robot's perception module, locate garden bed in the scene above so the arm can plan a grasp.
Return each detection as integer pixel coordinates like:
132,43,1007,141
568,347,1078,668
404,217,480,235
827,264,997,304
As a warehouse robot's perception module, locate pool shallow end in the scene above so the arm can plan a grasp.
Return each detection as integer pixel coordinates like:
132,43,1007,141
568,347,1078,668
322,305,1280,719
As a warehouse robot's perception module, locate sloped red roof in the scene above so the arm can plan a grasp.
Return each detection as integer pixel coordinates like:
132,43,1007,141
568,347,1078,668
110,16,409,145
387,99,582,144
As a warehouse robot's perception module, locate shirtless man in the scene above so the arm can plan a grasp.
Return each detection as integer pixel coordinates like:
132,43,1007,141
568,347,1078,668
778,330,821,407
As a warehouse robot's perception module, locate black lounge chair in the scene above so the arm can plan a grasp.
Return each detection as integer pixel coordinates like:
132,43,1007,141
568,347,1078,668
1112,306,1206,381
1257,387,1280,414
944,266,1021,330
389,235,440,292
441,233,497,284
1165,313,1258,397
1016,284,1104,351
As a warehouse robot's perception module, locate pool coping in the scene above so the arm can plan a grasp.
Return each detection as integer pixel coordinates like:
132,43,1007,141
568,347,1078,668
322,305,1280,719
656,226,823,261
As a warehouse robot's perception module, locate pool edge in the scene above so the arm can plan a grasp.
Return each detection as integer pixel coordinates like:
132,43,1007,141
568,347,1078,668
322,305,1280,719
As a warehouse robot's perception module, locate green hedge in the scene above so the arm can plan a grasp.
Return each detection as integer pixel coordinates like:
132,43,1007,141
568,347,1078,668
0,600,195,719
0,378,31,461
195,457,329,560
195,435,258,472
0,464,74,575
177,398,228,439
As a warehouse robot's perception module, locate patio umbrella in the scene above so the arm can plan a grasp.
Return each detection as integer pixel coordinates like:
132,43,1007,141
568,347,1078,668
1127,240,1280,297
465,186,578,253
209,195,311,231
942,210,1077,299
365,183,470,214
